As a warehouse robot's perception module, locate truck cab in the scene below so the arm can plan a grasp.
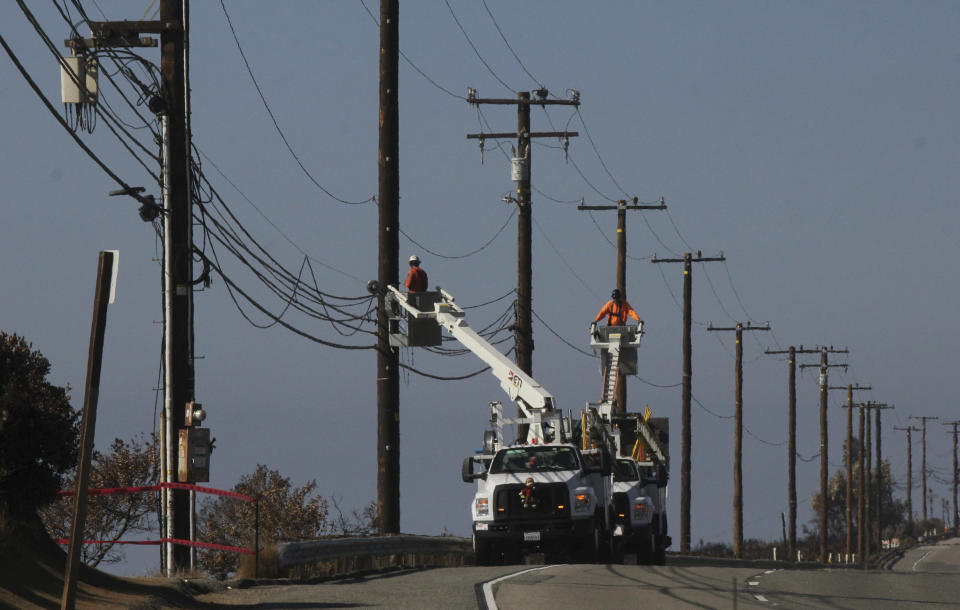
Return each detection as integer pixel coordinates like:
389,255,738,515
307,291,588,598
465,442,615,564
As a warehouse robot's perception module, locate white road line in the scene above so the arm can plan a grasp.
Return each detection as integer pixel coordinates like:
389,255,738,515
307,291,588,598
754,594,769,602
748,581,760,586
482,565,559,610
912,549,935,571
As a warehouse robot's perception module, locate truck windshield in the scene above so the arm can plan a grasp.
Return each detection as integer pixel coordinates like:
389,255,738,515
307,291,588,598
489,446,579,473
614,459,639,482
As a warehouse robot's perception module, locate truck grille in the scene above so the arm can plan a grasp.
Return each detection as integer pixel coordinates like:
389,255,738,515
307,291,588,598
494,483,570,520
613,492,630,522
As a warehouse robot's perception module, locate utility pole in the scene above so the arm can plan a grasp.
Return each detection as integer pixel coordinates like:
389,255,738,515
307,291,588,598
707,321,771,559
466,88,579,438
872,404,893,551
577,197,666,413
61,7,198,574
800,346,848,563
376,0,400,535
651,251,725,553
943,421,960,533
857,404,866,563
894,426,920,523
864,405,873,555
910,415,939,521
767,345,821,561
834,383,871,560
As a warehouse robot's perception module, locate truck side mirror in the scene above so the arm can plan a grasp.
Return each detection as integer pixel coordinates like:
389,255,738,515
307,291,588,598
462,457,486,482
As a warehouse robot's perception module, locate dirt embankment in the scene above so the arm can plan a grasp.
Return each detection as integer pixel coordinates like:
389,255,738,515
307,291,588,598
0,511,224,609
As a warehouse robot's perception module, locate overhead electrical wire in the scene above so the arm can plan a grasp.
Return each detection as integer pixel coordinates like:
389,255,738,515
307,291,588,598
398,208,516,260
219,0,372,206
442,0,516,94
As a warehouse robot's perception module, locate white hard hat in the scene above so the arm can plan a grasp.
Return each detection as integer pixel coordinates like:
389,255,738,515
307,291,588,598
408,255,420,264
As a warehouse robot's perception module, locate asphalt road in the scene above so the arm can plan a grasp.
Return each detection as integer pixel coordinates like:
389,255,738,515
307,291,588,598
196,539,960,609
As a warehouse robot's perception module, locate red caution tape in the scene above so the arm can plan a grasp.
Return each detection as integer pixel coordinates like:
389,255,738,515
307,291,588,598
58,482,255,502
55,538,254,555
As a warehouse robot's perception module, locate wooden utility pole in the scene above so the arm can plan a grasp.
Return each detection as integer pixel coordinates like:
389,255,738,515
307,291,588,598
651,251,725,553
857,403,867,565
943,421,960,533
894,426,921,523
767,345,821,561
800,347,848,563
577,197,666,413
376,0,400,535
707,321,770,558
834,384,871,559
873,404,893,550
61,251,115,610
466,89,579,438
159,0,194,572
910,415,939,521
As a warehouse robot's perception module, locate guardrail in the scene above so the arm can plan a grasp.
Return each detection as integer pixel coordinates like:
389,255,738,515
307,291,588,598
277,535,471,568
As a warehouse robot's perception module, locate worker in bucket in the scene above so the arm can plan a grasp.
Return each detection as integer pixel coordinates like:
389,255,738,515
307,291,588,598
591,288,640,333
591,288,640,405
404,254,428,293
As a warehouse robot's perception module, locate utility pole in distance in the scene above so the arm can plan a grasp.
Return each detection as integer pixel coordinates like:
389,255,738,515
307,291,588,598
651,251,725,553
872,403,893,551
909,415,939,521
377,0,400,535
466,88,579,438
578,197,666,413
834,383,871,559
707,321,771,559
857,403,867,563
943,421,960,533
800,346,848,563
894,426,921,523
767,345,822,561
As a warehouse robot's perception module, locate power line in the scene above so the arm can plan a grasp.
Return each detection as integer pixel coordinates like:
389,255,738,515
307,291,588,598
443,0,516,93
219,0,372,206
398,207,515,260
480,0,541,87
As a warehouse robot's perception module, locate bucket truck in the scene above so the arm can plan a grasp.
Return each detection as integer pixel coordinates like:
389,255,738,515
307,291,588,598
386,287,618,565
590,325,671,564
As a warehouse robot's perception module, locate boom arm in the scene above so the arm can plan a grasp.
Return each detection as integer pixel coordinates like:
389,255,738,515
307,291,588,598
387,287,556,440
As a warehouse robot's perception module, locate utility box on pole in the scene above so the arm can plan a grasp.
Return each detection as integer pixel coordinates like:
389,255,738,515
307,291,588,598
178,427,210,483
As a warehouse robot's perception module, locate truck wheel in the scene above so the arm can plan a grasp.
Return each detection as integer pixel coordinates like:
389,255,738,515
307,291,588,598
578,524,600,563
654,516,667,565
474,535,493,566
636,530,654,565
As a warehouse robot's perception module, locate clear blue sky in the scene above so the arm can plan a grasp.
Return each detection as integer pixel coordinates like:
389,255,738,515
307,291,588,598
2,1,959,574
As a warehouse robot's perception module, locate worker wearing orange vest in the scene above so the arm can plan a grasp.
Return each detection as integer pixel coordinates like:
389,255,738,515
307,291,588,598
404,254,428,293
592,288,640,331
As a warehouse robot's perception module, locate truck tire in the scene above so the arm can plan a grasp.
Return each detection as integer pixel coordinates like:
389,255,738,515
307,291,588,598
653,515,667,565
636,527,655,565
474,534,493,566
578,522,600,563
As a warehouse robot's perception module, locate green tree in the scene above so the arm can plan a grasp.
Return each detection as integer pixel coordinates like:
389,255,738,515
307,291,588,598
40,434,159,567
810,436,906,552
197,465,329,579
0,332,78,518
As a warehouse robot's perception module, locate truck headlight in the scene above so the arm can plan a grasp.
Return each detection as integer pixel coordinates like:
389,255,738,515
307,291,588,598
476,497,490,517
573,492,591,513
633,501,648,521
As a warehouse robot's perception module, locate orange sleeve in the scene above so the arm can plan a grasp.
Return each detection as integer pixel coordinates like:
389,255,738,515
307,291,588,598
404,268,414,289
594,301,612,323
627,303,640,322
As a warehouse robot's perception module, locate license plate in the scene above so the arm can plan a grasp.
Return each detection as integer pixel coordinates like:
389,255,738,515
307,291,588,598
523,531,541,542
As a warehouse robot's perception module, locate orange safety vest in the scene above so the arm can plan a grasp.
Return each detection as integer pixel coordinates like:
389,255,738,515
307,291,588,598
404,266,428,292
594,299,639,326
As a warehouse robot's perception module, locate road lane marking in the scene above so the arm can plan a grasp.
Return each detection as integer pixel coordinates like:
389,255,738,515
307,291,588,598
912,549,934,571
748,581,759,586
755,594,769,602
482,565,559,610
